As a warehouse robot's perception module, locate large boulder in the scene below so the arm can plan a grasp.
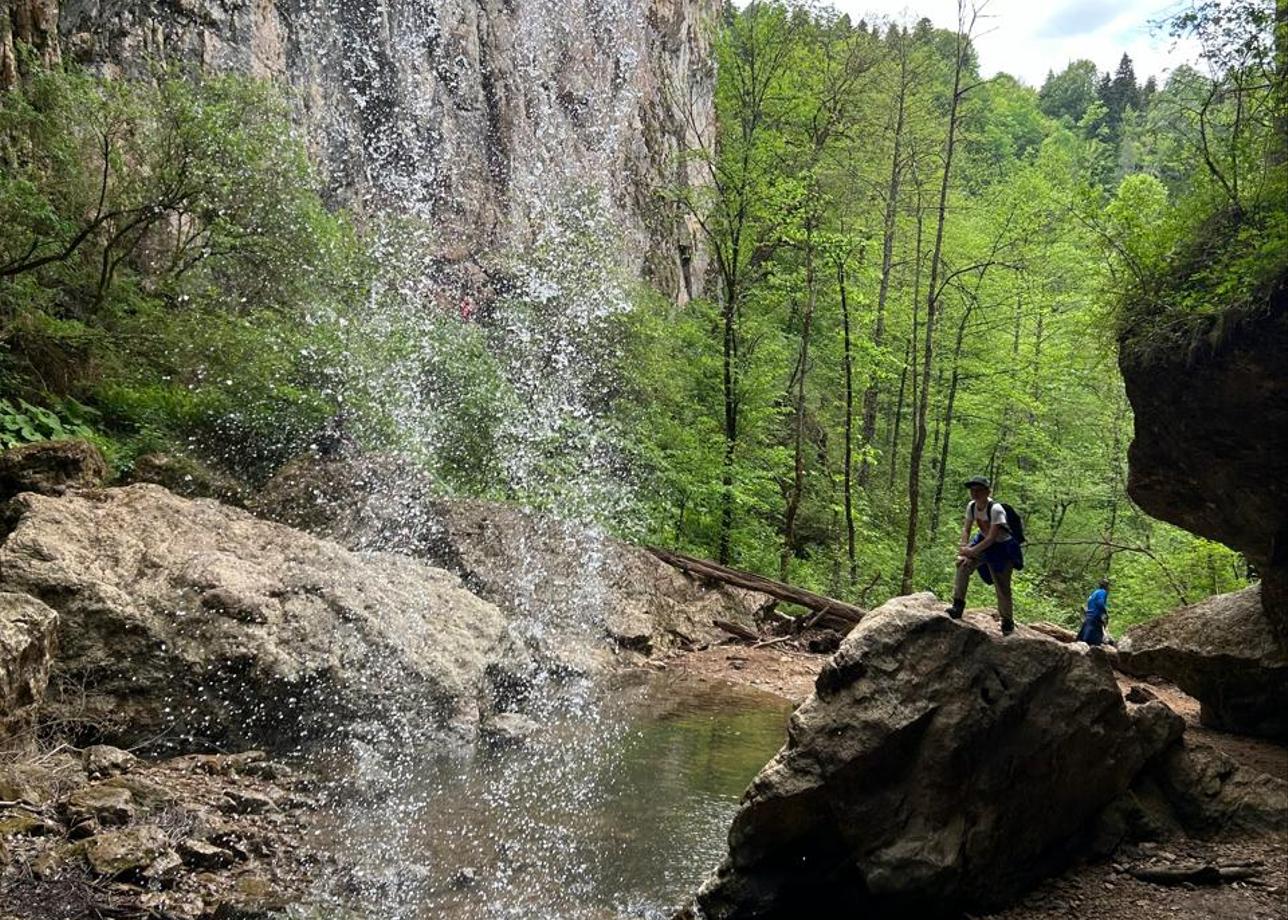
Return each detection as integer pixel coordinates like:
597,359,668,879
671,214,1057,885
1117,585,1288,741
0,484,530,751
686,594,1181,919
1119,299,1288,647
0,438,108,501
0,592,58,745
251,454,437,556
255,456,770,668
420,499,770,662
125,452,248,507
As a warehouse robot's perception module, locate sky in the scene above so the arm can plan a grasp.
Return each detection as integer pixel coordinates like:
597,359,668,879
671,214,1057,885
809,0,1204,88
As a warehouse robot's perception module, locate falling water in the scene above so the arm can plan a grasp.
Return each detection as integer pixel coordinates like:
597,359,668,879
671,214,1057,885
243,0,748,916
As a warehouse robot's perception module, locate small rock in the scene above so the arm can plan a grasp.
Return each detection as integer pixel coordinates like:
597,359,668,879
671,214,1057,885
479,712,540,745
0,810,56,837
0,438,108,500
31,841,77,879
83,745,138,779
212,873,291,916
238,759,292,782
453,866,478,888
192,751,268,777
219,789,278,815
142,849,184,885
0,763,59,805
1125,685,1159,704
807,631,843,654
82,825,170,877
178,837,236,870
66,784,135,825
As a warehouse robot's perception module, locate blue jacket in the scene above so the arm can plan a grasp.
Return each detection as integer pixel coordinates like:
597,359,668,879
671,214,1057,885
1077,588,1109,644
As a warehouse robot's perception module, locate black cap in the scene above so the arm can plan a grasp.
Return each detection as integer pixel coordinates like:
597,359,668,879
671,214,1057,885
963,476,991,490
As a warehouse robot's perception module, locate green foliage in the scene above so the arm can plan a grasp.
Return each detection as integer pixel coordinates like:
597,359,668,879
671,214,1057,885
1038,60,1099,124
0,396,95,448
618,1,1257,624
0,61,365,474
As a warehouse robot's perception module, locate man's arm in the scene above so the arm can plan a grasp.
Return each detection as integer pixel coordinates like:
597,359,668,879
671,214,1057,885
968,519,1002,555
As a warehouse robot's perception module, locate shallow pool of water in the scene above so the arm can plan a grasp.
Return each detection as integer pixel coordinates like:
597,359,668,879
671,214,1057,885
319,672,792,919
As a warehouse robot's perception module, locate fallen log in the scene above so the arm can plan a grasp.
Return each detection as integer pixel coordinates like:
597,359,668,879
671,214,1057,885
713,619,761,642
648,547,867,625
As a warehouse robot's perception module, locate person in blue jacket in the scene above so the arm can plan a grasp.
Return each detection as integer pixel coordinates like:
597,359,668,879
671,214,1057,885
1077,579,1111,645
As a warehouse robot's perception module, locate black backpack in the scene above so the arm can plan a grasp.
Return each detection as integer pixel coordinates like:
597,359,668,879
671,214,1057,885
987,499,1026,545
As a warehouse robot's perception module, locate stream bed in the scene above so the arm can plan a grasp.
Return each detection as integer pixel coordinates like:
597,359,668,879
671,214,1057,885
318,672,793,919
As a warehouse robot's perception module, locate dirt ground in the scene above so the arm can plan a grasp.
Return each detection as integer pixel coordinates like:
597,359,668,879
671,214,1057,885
653,620,1288,920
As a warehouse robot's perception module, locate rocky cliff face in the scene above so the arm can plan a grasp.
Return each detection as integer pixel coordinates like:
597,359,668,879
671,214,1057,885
4,0,717,301
1119,297,1288,648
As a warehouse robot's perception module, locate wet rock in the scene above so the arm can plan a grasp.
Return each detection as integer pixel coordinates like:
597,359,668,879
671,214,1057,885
83,744,138,778
479,712,541,745
189,751,268,776
0,438,107,500
0,762,58,804
0,810,57,836
219,789,278,815
0,591,58,745
142,848,184,885
0,485,532,750
65,783,135,825
30,840,78,879
212,872,292,916
126,452,247,506
82,825,170,876
1117,585,1288,740
688,593,1178,918
178,837,236,870
257,465,773,675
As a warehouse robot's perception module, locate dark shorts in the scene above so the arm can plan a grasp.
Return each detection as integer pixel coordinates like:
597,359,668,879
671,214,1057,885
970,533,1024,584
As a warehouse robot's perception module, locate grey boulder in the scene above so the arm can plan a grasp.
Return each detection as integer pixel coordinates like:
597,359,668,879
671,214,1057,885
1117,585,1288,740
0,484,531,752
688,593,1180,919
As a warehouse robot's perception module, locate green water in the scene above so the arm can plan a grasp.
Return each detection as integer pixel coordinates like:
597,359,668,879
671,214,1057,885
324,672,792,919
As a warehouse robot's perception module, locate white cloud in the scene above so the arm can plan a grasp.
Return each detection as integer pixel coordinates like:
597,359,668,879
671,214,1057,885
765,0,1204,87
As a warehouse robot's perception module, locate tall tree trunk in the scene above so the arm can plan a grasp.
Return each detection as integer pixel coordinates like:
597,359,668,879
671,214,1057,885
839,259,857,587
889,206,924,491
900,7,969,595
929,303,975,536
858,49,908,490
719,274,738,565
780,226,817,580
888,335,911,492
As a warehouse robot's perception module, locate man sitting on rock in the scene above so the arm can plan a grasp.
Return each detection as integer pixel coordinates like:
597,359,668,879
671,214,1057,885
945,476,1023,635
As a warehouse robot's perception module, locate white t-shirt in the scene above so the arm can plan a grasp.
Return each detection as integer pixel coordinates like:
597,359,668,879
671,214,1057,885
965,500,1011,542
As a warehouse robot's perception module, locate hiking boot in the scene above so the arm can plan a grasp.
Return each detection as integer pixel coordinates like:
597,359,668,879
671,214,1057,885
1001,620,1015,636
945,601,964,620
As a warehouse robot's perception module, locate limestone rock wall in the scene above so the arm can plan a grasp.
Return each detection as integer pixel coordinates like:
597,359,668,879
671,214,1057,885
1119,297,1288,648
7,0,718,301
